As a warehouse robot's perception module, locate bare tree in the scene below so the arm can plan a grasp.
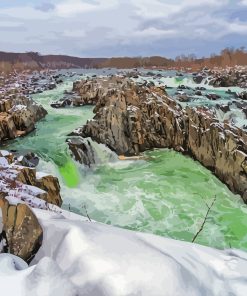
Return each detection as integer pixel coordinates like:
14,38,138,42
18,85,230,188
192,196,217,243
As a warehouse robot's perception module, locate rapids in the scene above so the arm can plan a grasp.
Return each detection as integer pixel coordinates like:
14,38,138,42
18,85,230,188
4,69,247,251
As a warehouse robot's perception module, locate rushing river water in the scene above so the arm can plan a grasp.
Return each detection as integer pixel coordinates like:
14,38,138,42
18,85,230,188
4,69,247,251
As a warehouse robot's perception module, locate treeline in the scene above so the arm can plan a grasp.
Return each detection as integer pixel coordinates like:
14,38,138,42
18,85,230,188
173,48,247,70
98,48,247,69
1,48,247,73
99,56,173,68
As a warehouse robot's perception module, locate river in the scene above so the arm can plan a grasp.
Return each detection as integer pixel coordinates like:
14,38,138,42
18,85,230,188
4,69,247,251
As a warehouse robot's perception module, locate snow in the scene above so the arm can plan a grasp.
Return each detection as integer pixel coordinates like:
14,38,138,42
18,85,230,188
36,172,50,179
9,104,27,113
1,206,247,295
0,150,11,157
0,157,9,167
0,255,76,296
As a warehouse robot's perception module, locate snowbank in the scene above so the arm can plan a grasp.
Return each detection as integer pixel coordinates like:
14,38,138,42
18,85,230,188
1,207,247,295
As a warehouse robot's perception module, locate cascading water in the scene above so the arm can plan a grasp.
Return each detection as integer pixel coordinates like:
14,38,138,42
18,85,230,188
3,69,247,251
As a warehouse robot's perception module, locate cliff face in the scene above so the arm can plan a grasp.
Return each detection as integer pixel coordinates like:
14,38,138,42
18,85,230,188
0,90,47,141
71,77,247,201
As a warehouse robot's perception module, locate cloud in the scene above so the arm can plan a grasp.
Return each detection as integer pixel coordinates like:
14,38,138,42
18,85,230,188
35,2,55,12
55,0,118,17
133,27,177,38
0,21,23,28
0,0,246,57
63,29,86,38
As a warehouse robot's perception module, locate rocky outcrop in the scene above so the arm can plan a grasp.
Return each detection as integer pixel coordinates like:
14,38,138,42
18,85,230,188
0,90,47,142
35,174,62,206
0,150,62,207
238,91,247,101
201,67,247,88
67,137,96,167
71,76,247,202
51,78,111,108
0,198,43,263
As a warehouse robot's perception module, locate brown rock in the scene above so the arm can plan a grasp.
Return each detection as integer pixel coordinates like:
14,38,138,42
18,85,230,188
0,94,47,142
0,198,43,264
36,175,62,207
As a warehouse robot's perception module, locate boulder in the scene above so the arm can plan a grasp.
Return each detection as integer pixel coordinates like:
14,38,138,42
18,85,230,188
67,137,97,167
238,91,247,101
0,93,47,142
17,152,39,168
206,93,221,100
35,174,62,207
0,198,43,264
193,75,204,84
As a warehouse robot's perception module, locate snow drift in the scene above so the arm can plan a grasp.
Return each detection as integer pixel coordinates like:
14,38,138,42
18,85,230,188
1,207,247,296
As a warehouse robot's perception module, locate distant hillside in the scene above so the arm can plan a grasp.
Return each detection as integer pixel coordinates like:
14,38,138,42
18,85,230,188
0,52,107,73
1,48,247,73
0,52,173,72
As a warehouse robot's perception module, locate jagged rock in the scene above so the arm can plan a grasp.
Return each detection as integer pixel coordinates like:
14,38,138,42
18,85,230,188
0,198,43,264
51,98,72,108
16,152,39,168
0,150,63,208
216,104,230,113
51,78,107,108
195,90,202,96
207,67,247,87
238,91,247,101
0,93,47,142
177,94,191,102
193,75,205,84
67,137,96,167
0,113,18,140
71,76,247,202
195,86,206,91
206,93,221,100
35,174,62,207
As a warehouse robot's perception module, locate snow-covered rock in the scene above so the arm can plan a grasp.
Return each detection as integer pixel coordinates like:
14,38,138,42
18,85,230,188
0,150,62,207
1,207,247,296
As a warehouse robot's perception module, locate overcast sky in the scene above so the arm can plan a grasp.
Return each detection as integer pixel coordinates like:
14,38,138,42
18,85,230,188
0,0,247,58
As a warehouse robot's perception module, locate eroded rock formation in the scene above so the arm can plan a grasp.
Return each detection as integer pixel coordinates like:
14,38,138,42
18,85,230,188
70,76,247,202
51,78,113,108
0,150,62,207
194,67,247,88
0,198,43,263
0,90,47,141
67,137,96,167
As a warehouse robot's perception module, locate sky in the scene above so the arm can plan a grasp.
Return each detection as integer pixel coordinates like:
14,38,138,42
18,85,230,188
0,0,247,58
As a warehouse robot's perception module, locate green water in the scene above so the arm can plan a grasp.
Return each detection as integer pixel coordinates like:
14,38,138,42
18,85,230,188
4,80,94,188
4,71,247,251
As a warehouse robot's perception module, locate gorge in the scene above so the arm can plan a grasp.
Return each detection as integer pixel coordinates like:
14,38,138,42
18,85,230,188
1,68,247,252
